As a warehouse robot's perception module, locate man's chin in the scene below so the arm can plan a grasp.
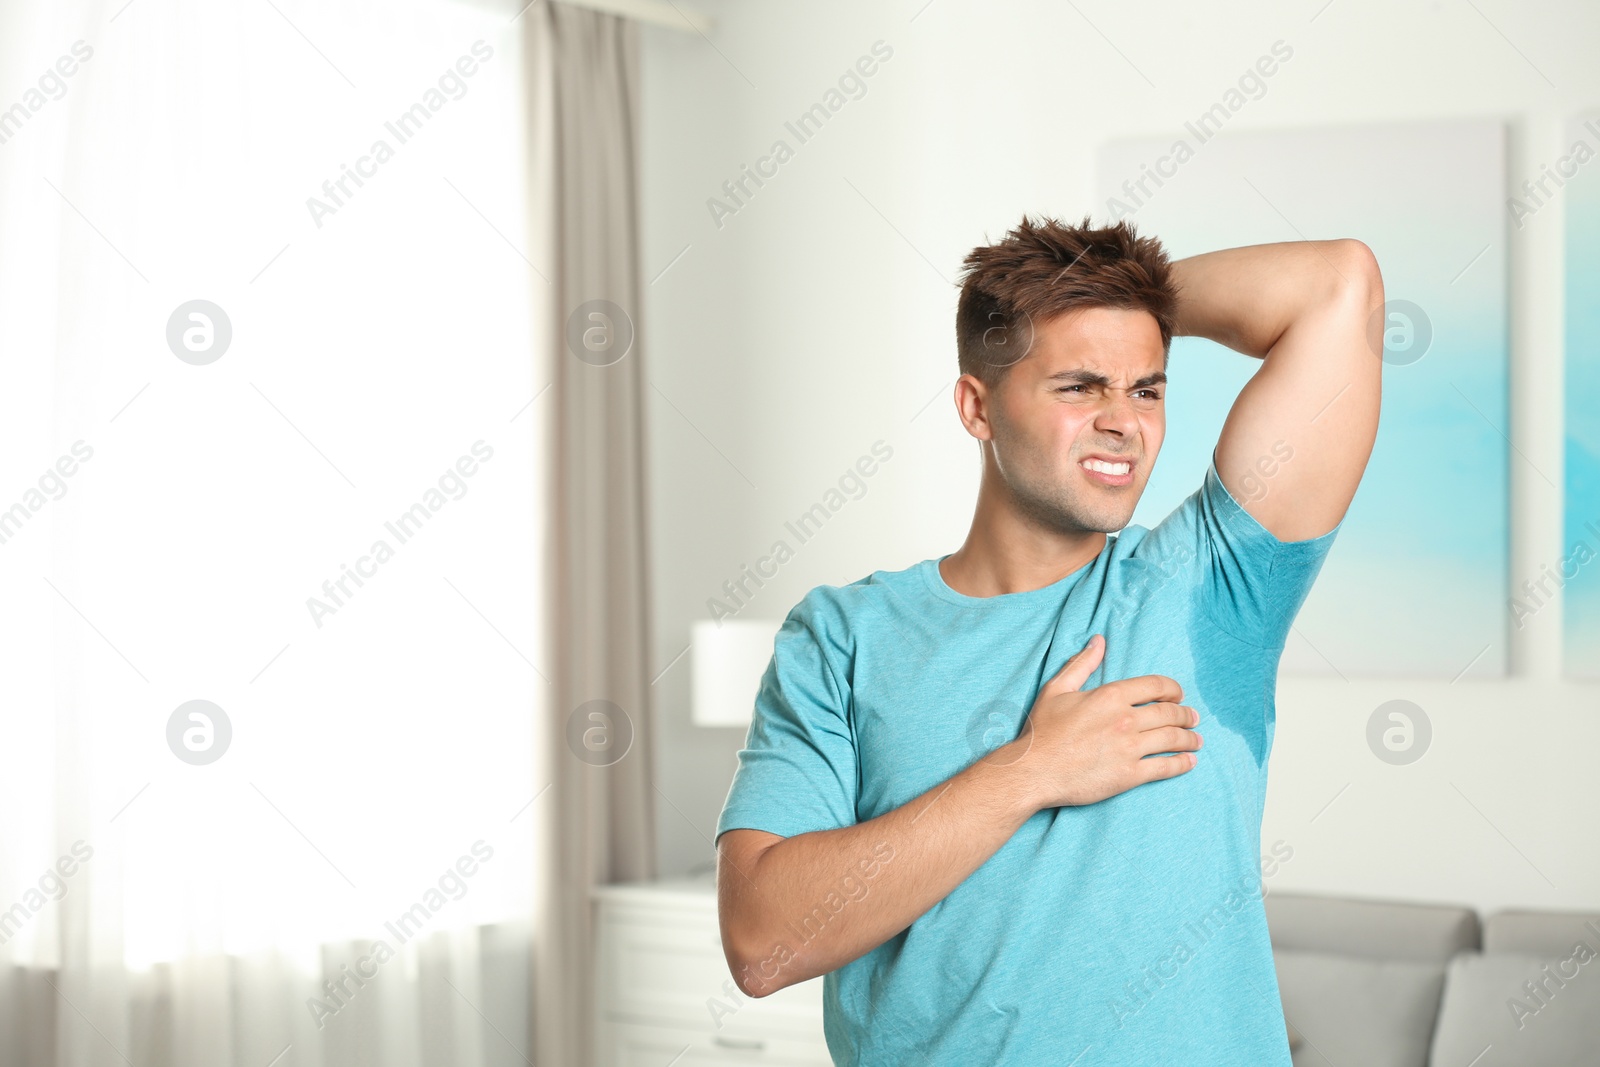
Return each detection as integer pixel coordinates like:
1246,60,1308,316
1083,502,1140,535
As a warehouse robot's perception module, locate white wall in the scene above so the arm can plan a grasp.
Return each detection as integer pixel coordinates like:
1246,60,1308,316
636,0,1600,916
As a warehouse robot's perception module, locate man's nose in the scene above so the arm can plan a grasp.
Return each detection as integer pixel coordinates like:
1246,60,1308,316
1093,390,1140,430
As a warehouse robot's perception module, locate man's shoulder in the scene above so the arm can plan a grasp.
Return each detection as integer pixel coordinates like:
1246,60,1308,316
784,558,933,637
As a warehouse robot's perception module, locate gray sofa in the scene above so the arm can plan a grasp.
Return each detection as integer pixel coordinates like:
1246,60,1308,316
1266,892,1600,1066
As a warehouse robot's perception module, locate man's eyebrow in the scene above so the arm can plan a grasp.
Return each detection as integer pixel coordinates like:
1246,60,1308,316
1044,369,1168,389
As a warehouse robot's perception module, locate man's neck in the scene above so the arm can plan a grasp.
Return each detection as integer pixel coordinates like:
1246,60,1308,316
938,530,1107,598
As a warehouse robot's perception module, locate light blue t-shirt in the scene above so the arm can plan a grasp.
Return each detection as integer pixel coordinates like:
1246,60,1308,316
714,455,1341,1066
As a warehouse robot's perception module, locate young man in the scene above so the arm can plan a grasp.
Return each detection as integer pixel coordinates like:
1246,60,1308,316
713,215,1383,1065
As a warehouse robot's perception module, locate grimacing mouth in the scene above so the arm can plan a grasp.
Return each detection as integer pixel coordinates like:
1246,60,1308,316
1077,454,1137,476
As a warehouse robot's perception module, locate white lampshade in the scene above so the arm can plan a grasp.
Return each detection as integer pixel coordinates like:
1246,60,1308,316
691,618,783,727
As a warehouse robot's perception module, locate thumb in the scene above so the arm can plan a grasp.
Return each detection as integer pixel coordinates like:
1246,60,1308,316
1050,633,1104,693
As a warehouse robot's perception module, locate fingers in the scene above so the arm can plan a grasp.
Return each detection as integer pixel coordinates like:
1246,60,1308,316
1104,672,1185,707
1137,701,1199,730
1137,725,1204,757
1136,750,1197,783
1048,633,1105,693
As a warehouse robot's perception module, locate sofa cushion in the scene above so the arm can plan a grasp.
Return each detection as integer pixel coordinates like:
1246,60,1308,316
1483,910,1600,956
1265,891,1480,963
1272,948,1445,1067
1429,950,1600,1066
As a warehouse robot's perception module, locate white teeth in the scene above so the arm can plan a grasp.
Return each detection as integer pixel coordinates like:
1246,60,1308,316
1082,459,1131,476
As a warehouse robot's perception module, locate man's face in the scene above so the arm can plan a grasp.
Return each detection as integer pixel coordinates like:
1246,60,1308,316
979,305,1167,534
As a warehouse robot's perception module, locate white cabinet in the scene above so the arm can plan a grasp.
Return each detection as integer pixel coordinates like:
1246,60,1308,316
604,1022,835,1067
592,876,832,1067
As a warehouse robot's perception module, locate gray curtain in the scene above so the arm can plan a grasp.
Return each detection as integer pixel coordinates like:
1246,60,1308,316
528,5,658,1067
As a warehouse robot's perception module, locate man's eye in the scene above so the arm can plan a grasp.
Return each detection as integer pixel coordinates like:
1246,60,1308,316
1056,385,1162,399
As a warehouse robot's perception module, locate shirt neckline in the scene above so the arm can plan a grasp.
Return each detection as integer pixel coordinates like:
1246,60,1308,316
921,552,1094,606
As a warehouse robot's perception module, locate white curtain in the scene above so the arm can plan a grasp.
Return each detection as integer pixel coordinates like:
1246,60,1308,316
0,1,551,1064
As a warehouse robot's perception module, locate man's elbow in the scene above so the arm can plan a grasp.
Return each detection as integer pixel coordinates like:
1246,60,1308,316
717,885,796,998
716,829,802,998
1326,239,1385,366
728,960,781,1000
720,897,819,999
721,930,803,999
1331,238,1383,301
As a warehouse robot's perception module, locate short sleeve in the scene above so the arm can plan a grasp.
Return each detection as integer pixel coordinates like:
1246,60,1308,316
1193,448,1342,649
713,604,858,845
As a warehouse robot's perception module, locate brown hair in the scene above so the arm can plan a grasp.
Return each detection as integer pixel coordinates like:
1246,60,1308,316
955,213,1178,389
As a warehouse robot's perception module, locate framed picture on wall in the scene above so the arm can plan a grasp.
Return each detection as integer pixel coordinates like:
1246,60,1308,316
1097,118,1510,680
1562,112,1600,680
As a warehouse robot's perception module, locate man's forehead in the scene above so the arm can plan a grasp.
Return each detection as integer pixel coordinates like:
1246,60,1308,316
1022,336,1165,386
1026,308,1163,368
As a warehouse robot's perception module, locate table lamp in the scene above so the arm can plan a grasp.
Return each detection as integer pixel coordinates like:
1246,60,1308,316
690,618,783,727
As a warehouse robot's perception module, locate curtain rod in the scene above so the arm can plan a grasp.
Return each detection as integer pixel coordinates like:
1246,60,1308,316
550,0,714,34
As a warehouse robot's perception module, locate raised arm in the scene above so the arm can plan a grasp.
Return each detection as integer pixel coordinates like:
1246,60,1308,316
1169,239,1384,542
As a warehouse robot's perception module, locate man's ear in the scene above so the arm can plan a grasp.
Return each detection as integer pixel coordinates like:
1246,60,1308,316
953,373,996,442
